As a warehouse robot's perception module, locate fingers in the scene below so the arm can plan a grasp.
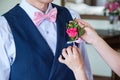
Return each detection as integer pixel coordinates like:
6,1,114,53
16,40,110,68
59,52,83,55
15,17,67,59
58,46,73,64
77,20,86,28
62,48,68,58
58,55,65,64
62,46,73,58
59,46,80,62
66,46,73,56
76,19,92,29
72,46,79,55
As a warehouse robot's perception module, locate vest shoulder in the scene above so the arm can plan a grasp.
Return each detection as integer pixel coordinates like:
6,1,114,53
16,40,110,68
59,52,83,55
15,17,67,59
3,4,23,18
52,3,69,12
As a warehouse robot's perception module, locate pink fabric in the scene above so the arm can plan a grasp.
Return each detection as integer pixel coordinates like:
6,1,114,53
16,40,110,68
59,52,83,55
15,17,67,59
33,8,57,26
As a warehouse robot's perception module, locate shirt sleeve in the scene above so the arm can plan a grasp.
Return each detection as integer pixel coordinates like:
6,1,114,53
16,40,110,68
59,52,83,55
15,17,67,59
0,16,16,80
68,8,80,19
68,9,93,80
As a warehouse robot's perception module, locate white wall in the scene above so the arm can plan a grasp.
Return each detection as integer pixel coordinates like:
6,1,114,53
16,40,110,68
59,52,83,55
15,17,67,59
84,19,120,30
0,0,60,15
0,0,116,77
0,0,20,15
86,44,112,77
53,0,61,5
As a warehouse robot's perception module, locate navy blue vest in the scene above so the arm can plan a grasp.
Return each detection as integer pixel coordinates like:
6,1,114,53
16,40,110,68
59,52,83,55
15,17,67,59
4,4,76,80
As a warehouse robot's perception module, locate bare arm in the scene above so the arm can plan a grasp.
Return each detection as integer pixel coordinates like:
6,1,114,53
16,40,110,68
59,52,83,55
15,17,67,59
77,19,120,76
91,35,120,76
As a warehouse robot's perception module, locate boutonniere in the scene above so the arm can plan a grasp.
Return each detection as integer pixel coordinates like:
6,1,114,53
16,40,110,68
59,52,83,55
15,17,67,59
66,18,85,45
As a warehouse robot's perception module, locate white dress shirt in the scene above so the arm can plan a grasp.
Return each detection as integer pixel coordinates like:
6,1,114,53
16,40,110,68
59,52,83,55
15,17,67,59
0,0,93,80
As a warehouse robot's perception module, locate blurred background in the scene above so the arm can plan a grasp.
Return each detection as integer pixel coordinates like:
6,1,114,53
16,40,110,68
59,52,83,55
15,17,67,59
0,0,120,80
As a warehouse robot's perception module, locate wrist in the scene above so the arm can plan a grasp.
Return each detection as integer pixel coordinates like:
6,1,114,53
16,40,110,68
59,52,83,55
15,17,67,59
92,36,103,47
72,63,85,74
73,67,87,80
73,65,85,77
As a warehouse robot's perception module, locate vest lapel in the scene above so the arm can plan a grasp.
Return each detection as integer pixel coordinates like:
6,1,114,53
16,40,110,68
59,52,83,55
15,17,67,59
48,4,73,79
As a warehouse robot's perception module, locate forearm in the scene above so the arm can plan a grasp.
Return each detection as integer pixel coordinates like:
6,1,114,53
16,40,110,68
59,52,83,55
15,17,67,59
93,37,120,76
73,67,87,80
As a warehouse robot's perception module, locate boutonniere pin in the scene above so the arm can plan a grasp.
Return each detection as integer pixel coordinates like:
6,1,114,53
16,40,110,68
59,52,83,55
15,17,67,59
66,18,85,45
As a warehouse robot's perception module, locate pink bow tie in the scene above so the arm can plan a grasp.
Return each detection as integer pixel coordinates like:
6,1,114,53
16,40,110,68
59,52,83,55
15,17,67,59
33,8,57,26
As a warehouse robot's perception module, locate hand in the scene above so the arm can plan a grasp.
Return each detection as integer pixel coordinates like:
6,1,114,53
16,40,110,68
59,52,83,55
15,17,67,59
58,46,84,73
76,19,101,45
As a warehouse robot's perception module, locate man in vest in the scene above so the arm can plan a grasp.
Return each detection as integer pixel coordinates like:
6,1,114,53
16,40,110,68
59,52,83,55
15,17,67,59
0,0,93,80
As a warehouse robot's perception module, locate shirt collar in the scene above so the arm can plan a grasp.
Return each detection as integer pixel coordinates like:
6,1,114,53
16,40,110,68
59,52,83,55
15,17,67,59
19,0,53,21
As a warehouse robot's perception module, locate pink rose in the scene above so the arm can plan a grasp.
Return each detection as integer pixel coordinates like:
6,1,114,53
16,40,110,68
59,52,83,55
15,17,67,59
108,2,114,12
105,2,120,12
112,2,119,10
66,28,78,38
